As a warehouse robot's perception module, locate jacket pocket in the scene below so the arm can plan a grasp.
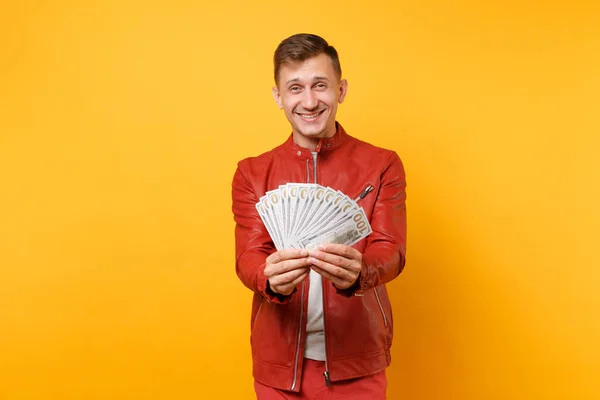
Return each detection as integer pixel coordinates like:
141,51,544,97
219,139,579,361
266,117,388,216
252,297,264,333
373,286,388,328
354,183,375,203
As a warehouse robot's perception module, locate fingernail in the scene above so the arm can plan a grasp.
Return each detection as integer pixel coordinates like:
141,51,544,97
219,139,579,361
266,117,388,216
319,244,326,250
300,249,307,256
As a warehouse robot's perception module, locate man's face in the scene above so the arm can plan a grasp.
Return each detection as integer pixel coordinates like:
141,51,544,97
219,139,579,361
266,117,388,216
273,53,348,142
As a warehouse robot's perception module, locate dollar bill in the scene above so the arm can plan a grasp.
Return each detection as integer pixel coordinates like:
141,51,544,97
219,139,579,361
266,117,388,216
299,208,372,250
255,184,373,250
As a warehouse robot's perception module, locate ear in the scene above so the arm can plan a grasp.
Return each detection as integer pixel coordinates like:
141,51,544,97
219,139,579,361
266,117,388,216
338,79,348,104
272,86,283,109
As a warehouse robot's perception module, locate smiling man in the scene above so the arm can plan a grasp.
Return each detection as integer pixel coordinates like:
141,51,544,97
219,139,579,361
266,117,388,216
232,34,407,399
272,52,347,148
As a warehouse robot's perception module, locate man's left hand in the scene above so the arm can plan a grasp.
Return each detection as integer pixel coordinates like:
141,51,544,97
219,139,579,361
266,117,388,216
308,244,362,289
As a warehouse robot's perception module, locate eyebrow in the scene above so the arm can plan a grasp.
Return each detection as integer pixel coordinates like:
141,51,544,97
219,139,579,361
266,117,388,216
285,76,331,86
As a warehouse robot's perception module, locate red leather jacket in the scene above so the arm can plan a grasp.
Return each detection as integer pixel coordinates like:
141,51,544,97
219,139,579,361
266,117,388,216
232,123,407,392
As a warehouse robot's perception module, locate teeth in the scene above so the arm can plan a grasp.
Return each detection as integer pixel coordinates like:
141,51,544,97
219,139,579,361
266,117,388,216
299,112,321,120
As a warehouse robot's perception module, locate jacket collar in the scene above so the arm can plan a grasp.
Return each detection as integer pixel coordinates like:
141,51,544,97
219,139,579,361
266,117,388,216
284,122,349,159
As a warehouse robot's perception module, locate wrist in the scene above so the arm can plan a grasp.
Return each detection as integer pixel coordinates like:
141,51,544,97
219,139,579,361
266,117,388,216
266,279,295,302
334,272,362,297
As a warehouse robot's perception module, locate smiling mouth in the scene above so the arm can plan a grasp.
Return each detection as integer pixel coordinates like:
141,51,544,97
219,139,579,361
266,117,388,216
296,109,325,121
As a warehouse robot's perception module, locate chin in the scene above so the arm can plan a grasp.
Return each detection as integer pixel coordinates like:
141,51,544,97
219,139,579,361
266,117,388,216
299,130,326,139
297,123,328,138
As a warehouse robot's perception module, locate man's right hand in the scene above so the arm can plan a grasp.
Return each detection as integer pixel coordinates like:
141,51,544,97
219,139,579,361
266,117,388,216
264,249,311,296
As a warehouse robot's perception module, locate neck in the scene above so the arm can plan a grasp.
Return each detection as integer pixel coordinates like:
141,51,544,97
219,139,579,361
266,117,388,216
292,124,337,151
292,133,320,151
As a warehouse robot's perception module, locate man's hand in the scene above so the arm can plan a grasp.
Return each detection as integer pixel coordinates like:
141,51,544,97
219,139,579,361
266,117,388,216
265,249,311,296
308,244,362,289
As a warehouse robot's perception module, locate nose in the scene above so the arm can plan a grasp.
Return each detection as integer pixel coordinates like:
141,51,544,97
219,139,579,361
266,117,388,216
301,90,318,110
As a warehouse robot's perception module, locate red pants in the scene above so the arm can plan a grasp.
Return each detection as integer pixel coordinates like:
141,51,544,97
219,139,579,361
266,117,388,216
254,359,387,399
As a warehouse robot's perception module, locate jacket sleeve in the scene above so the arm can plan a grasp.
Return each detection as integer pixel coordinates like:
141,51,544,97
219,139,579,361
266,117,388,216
337,151,407,297
231,162,293,304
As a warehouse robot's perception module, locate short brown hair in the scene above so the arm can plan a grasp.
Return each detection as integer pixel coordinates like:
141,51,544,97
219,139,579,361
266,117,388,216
273,33,342,85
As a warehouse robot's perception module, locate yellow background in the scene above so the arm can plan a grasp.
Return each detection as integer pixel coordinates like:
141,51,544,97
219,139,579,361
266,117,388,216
1,1,598,399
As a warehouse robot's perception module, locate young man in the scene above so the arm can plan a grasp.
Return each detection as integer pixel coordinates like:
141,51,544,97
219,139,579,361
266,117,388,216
232,33,407,399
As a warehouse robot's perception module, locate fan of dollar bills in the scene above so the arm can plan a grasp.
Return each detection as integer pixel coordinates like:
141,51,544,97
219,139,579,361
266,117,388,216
255,183,372,251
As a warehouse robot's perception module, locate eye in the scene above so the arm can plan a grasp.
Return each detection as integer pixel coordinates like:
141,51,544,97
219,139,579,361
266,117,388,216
289,85,302,92
314,83,327,90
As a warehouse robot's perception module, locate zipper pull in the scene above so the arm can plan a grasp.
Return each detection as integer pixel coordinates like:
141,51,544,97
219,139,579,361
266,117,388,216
354,184,374,202
324,370,331,387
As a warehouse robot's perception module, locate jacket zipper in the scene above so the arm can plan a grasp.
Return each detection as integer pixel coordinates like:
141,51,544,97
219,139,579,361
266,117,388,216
322,287,331,387
350,184,375,298
305,159,310,184
292,156,310,391
290,281,305,391
253,298,264,327
354,184,374,202
312,151,331,387
373,286,388,327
